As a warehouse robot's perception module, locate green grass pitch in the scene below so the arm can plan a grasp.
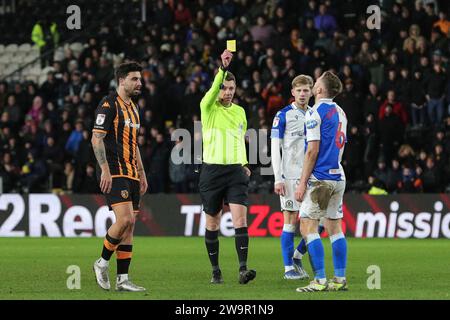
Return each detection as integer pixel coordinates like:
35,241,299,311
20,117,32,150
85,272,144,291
0,237,449,300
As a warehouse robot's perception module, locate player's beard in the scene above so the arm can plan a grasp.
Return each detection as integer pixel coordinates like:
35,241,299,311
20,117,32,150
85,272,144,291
127,86,141,97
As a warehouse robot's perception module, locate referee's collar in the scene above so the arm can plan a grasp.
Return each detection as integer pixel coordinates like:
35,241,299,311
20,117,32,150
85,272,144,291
219,101,233,108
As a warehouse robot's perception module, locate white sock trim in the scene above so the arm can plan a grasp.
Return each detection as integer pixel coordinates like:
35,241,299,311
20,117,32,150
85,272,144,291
98,258,109,267
117,274,128,282
285,266,295,273
283,224,296,233
330,232,345,243
293,250,303,260
306,233,320,245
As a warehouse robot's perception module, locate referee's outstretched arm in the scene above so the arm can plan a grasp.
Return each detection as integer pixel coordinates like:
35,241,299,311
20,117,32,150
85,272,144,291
200,50,233,111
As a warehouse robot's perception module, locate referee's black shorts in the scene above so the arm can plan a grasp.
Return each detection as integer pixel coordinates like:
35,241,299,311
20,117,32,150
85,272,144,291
199,163,250,215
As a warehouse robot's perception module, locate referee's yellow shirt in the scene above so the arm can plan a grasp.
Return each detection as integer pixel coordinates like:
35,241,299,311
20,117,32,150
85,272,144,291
200,68,248,166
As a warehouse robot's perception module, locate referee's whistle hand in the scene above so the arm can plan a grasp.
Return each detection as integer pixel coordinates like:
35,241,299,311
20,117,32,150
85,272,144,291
100,170,112,194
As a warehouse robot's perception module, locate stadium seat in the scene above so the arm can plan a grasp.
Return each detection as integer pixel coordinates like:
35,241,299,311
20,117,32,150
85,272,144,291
53,47,65,62
24,54,38,64
18,43,32,52
13,52,27,63
5,43,18,52
69,42,84,57
38,74,47,85
0,54,11,64
41,66,55,75
25,74,39,83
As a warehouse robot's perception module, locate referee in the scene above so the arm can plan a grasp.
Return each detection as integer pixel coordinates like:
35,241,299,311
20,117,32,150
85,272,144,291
199,49,256,284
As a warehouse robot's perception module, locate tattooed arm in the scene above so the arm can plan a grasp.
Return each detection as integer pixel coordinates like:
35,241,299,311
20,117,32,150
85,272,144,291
91,132,112,193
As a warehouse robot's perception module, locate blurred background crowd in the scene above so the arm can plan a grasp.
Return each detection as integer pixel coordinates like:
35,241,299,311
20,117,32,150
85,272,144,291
0,0,450,194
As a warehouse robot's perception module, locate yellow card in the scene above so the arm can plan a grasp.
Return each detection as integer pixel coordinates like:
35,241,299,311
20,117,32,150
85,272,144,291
227,40,236,52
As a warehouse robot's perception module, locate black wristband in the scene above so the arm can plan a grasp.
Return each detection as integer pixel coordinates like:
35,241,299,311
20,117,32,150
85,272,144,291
220,64,228,72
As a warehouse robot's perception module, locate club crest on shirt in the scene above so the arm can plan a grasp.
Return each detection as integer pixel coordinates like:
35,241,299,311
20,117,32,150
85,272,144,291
273,116,280,127
96,114,105,125
285,200,293,209
121,190,129,199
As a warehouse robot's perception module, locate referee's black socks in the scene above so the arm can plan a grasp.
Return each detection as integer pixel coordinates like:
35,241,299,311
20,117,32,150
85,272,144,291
235,227,249,271
205,229,220,271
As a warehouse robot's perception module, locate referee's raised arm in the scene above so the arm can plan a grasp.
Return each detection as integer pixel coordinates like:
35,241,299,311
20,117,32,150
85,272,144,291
200,50,233,112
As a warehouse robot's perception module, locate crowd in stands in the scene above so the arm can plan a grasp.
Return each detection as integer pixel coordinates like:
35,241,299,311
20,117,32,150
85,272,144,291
1,0,450,194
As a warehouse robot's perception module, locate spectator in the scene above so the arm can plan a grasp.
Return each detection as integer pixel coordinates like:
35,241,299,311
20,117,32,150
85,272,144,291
410,70,427,127
343,125,364,183
26,96,44,125
374,158,388,187
250,15,276,47
314,4,337,36
76,163,101,193
20,150,47,192
184,81,202,124
148,133,170,193
174,2,192,27
63,161,75,192
379,104,404,164
399,165,422,193
422,156,440,192
386,158,402,193
0,152,20,192
379,90,408,125
31,17,59,68
153,0,173,28
169,139,188,193
335,78,362,126
40,72,59,104
426,63,446,124
42,136,64,189
363,83,382,118
65,120,84,155
261,77,284,120
433,11,450,35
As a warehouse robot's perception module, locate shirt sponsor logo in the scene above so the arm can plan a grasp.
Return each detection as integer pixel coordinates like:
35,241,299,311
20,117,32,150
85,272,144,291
291,131,304,137
124,119,140,129
306,119,318,129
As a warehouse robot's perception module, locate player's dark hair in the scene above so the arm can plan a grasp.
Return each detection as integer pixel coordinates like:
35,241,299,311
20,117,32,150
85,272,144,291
115,61,143,83
225,71,236,83
321,70,343,98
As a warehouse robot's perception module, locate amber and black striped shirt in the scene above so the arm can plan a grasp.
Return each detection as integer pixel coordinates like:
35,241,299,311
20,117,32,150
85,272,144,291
92,92,140,181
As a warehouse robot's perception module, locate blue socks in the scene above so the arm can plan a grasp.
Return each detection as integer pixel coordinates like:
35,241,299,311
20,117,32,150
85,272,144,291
306,233,325,279
281,224,295,267
330,232,347,278
296,224,325,255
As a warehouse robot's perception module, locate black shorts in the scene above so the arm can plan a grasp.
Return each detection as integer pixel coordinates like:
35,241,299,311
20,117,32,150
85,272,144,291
199,163,250,215
98,175,141,212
